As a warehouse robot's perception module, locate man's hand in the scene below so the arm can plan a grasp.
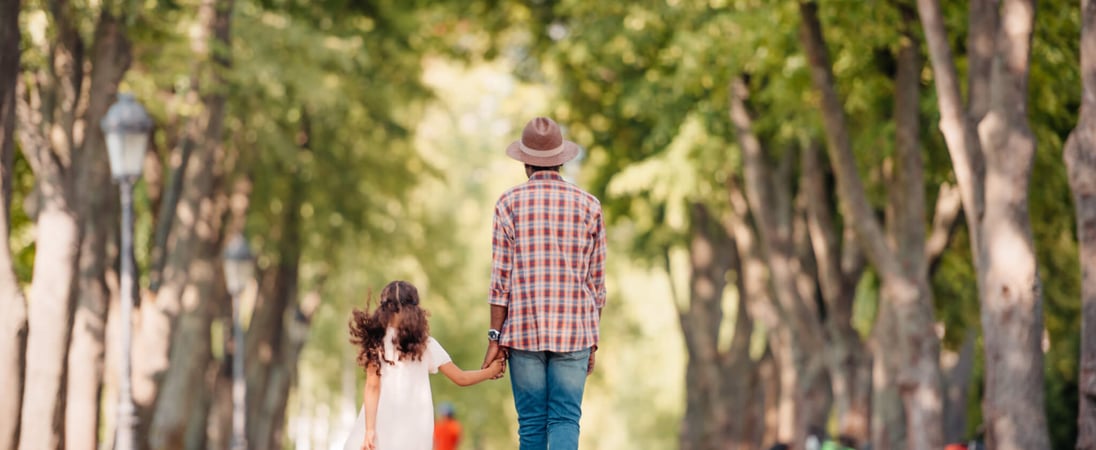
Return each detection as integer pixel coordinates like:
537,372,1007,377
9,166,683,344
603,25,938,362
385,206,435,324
362,429,376,450
587,349,596,375
482,341,508,380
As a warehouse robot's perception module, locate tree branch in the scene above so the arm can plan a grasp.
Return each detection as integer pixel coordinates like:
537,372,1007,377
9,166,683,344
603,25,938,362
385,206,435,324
892,7,928,275
925,182,963,275
917,0,986,242
14,78,45,177
801,140,844,307
729,77,824,343
799,0,902,278
967,0,999,122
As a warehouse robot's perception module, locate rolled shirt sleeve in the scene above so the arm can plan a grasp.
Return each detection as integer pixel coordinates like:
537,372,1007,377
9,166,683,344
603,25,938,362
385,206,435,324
587,207,607,310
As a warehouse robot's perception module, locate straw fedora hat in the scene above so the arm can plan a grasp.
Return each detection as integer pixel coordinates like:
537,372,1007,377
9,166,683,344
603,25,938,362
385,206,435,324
506,117,580,167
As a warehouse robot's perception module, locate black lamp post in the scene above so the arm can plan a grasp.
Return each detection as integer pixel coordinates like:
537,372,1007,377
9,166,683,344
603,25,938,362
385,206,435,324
100,93,152,450
223,233,254,450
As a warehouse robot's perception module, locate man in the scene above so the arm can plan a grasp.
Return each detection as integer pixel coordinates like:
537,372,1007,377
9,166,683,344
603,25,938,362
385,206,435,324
482,117,607,450
433,403,461,450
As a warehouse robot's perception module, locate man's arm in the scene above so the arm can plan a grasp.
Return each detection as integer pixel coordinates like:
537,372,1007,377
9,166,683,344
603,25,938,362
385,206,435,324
482,305,509,378
587,207,606,374
588,207,607,311
484,201,513,375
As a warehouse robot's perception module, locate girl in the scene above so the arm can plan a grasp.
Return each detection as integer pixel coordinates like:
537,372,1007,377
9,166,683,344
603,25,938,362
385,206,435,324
345,280,505,450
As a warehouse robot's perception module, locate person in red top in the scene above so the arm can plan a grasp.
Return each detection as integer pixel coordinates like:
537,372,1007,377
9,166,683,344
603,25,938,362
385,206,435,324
481,117,607,450
433,402,461,450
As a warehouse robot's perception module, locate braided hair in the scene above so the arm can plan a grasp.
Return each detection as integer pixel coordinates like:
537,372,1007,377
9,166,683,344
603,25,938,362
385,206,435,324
348,280,430,372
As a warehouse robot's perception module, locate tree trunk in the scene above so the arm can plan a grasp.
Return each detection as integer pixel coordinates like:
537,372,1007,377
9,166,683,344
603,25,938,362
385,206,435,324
942,330,976,444
918,1,1049,446
676,202,765,450
728,77,830,445
802,141,871,445
133,1,233,447
799,2,946,448
721,299,764,450
676,204,733,450
871,298,906,450
178,299,231,450
252,291,321,449
0,0,27,447
723,188,781,448
244,112,310,446
204,353,233,450
66,10,132,449
975,2,1048,448
14,0,92,446
147,274,219,450
245,261,299,438
757,349,780,447
19,204,80,450
146,139,230,450
246,126,306,445
1066,2,1096,447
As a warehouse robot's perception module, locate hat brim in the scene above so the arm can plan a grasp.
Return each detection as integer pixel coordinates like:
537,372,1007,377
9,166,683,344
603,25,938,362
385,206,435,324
505,140,581,167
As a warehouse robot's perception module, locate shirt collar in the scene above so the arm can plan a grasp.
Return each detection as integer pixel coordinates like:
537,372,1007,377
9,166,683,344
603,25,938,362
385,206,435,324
528,171,564,182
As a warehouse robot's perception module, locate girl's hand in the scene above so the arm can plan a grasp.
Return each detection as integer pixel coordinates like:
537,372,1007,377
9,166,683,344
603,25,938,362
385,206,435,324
362,429,376,450
487,357,505,377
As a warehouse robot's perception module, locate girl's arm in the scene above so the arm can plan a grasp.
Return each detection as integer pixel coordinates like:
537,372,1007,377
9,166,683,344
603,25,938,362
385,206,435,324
362,364,381,450
438,358,504,387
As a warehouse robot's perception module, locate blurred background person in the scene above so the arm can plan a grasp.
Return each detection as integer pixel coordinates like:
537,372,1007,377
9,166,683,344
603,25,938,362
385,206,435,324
434,402,462,450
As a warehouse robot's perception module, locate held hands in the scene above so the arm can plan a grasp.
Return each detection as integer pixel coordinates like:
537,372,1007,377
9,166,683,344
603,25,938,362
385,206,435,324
482,341,508,380
485,356,505,377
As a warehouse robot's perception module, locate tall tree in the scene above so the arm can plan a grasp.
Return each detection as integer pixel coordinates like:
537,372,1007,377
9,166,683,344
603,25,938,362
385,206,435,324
15,6,83,448
243,110,307,447
144,0,234,447
65,9,132,449
917,0,1050,447
1065,1,1096,448
723,185,793,448
799,2,946,449
728,78,833,444
800,141,872,444
13,0,130,446
674,203,763,450
0,0,28,448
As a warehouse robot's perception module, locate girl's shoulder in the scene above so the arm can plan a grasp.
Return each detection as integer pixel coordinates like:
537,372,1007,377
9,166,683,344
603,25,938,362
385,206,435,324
426,335,450,354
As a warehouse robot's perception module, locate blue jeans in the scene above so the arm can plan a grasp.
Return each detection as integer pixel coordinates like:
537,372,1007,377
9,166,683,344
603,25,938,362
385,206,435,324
508,348,591,450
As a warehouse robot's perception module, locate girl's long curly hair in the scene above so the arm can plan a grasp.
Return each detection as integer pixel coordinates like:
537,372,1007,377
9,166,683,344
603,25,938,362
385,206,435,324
348,280,430,372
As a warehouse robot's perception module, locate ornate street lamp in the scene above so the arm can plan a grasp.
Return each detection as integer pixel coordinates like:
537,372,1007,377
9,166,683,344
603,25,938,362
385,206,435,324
223,233,254,450
100,92,152,450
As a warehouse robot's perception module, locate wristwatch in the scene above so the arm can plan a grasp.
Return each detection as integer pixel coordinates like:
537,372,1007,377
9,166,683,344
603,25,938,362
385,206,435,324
487,329,501,342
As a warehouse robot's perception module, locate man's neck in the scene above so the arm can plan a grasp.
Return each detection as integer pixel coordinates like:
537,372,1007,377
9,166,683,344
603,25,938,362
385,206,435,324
527,170,562,180
524,165,561,178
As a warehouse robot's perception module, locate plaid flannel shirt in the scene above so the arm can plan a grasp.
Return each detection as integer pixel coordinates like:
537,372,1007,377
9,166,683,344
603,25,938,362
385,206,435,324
489,171,607,352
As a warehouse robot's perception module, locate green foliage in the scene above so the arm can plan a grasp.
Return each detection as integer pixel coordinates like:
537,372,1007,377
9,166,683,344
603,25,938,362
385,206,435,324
10,0,1088,446
9,148,36,285
522,0,1086,446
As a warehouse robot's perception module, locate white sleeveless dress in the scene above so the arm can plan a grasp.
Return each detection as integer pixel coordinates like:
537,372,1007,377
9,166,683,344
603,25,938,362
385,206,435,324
344,329,451,450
